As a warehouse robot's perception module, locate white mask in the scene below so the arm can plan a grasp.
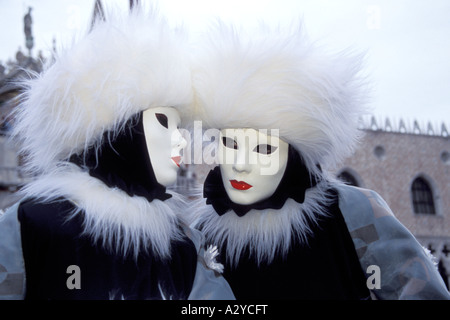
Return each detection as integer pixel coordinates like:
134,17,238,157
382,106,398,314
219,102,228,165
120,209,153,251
218,128,289,205
142,107,187,187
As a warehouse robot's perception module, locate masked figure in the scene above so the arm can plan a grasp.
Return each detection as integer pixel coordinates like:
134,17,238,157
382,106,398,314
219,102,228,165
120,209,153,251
0,9,233,300
189,22,450,299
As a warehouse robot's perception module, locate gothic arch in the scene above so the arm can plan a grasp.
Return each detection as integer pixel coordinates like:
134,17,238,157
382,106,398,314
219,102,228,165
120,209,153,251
410,174,440,215
336,168,364,188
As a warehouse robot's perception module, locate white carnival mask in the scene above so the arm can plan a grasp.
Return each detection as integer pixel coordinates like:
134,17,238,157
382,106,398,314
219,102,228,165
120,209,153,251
142,107,187,187
218,128,289,205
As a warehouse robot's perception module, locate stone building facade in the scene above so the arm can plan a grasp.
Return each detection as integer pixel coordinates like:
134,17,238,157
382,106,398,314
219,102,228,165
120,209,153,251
0,50,42,209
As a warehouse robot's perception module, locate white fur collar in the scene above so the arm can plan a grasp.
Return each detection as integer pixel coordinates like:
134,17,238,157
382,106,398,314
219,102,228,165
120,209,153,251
190,181,334,267
20,163,185,260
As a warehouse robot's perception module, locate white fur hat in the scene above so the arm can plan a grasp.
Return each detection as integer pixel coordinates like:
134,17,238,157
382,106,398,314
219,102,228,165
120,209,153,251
191,22,369,175
13,8,192,174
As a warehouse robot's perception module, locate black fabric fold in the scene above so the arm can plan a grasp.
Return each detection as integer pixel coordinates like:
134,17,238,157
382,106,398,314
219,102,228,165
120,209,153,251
70,112,171,203
203,145,319,216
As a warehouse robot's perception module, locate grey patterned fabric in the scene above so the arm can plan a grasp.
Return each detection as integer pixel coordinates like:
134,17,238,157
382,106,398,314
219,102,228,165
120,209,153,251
0,202,25,300
336,185,450,300
184,226,235,300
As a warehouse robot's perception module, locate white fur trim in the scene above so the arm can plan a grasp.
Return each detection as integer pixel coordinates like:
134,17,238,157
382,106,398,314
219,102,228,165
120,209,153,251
191,21,370,176
189,181,334,267
20,164,185,260
12,7,192,175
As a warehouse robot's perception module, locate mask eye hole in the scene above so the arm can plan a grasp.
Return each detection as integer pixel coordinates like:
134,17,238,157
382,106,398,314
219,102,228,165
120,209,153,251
155,113,168,129
253,144,277,155
222,137,238,150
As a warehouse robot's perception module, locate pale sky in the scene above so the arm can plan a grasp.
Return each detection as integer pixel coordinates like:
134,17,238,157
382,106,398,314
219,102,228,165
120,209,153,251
1,0,449,126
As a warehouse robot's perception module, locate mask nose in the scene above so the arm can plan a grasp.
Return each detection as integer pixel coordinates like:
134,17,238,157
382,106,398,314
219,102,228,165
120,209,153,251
232,149,251,173
171,129,187,150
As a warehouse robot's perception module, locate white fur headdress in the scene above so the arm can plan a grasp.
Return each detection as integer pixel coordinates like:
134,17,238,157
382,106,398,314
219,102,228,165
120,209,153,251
191,21,369,175
13,7,192,174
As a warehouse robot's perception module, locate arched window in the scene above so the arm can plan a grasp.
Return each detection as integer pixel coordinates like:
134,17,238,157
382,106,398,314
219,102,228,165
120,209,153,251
411,177,436,214
337,171,359,187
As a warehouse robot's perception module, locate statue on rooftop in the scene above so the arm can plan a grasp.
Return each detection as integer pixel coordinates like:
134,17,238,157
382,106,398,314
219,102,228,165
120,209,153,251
24,7,34,55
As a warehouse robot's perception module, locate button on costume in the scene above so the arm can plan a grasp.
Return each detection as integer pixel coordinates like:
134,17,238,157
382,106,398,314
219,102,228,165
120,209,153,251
189,22,450,300
0,9,234,300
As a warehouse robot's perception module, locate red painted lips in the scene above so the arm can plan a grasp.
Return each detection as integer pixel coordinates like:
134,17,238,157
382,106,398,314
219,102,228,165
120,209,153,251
171,156,181,167
230,180,253,190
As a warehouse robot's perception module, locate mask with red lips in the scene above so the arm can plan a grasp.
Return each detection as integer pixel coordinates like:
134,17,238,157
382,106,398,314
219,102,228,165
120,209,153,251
219,129,288,205
203,128,319,216
143,107,187,187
